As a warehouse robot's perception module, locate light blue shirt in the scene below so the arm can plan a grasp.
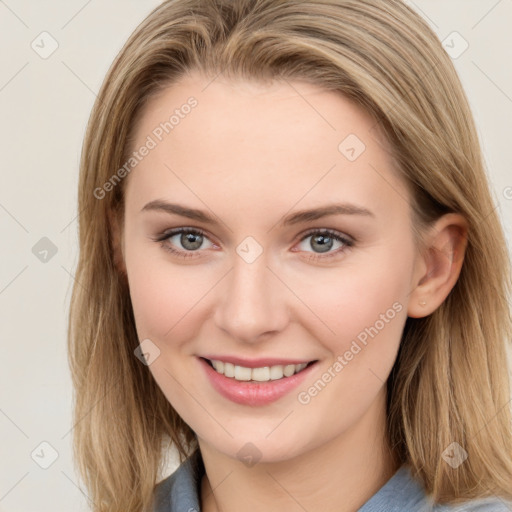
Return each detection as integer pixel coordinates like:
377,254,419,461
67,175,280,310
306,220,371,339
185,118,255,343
152,450,512,511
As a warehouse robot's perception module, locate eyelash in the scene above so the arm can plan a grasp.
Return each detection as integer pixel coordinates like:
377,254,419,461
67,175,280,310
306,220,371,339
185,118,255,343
152,227,354,261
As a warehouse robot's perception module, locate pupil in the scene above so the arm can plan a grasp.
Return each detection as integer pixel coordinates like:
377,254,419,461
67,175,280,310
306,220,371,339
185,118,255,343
182,232,202,250
312,234,332,253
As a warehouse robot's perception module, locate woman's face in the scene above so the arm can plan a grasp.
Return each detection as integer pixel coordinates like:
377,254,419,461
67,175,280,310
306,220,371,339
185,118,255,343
120,71,423,463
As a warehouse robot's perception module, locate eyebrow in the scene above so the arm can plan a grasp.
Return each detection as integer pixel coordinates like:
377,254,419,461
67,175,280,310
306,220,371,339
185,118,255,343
140,199,375,226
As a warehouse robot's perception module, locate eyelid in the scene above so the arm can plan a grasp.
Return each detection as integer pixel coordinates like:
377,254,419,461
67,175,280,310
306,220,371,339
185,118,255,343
293,228,354,260
156,226,211,240
297,227,354,244
152,226,215,248
152,226,354,260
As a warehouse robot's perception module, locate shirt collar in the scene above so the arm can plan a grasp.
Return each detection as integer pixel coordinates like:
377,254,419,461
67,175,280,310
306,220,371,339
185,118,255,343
153,450,429,512
153,449,204,512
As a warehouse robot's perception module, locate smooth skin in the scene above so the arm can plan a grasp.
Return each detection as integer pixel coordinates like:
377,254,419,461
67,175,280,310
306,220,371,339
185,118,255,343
112,70,467,512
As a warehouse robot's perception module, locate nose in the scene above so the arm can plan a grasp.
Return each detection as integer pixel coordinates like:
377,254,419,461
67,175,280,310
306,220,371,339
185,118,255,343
213,250,290,344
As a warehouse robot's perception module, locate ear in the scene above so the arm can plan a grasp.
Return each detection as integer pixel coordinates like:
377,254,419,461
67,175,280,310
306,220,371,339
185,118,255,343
407,213,468,318
108,207,127,278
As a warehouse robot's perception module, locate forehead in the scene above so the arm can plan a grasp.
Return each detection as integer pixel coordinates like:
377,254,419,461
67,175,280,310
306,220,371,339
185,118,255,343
125,71,407,222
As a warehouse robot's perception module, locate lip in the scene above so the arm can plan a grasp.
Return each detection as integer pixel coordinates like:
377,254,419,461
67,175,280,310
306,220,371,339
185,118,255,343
198,356,317,406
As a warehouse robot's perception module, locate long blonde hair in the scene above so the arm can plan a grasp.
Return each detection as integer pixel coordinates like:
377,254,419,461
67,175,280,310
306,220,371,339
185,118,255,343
67,0,512,510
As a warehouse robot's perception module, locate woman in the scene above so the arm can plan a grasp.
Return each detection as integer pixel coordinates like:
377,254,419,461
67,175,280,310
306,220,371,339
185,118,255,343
67,1,512,511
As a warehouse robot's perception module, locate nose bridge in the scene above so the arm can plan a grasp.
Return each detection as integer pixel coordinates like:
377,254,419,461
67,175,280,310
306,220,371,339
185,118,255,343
214,247,288,342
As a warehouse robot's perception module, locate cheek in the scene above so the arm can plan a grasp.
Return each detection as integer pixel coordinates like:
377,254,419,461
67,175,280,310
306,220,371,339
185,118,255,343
292,260,409,429
124,242,210,342
291,245,413,351
336,270,407,350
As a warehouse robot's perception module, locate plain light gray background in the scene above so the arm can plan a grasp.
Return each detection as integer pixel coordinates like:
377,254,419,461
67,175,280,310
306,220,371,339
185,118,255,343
1,1,511,511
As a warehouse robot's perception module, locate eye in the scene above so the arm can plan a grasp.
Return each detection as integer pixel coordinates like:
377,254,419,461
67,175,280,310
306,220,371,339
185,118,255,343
152,227,354,261
153,228,215,258
294,229,353,260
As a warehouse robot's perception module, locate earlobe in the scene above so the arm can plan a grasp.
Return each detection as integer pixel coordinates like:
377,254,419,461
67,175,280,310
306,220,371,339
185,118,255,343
407,213,468,318
108,208,128,278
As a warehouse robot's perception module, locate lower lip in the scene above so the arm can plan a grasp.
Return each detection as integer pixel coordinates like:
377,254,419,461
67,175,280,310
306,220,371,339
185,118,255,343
198,357,317,406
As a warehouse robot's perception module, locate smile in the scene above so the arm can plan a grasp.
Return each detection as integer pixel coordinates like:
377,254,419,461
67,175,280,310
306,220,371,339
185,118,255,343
199,356,318,406
207,358,310,382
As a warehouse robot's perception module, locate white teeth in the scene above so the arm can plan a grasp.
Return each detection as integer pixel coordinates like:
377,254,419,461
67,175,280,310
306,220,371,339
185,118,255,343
234,365,252,381
283,364,296,377
224,362,235,378
252,366,270,381
212,360,224,373
269,366,284,380
209,360,310,382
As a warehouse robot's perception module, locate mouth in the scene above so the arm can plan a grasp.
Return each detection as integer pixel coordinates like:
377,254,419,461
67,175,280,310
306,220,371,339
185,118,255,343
199,356,318,406
201,357,317,382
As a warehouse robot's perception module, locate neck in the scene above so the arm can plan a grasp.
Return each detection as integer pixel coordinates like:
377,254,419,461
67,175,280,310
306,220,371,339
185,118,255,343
199,388,399,512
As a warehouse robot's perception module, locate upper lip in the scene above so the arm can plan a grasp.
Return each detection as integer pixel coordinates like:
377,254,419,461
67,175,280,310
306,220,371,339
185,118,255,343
200,355,316,368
